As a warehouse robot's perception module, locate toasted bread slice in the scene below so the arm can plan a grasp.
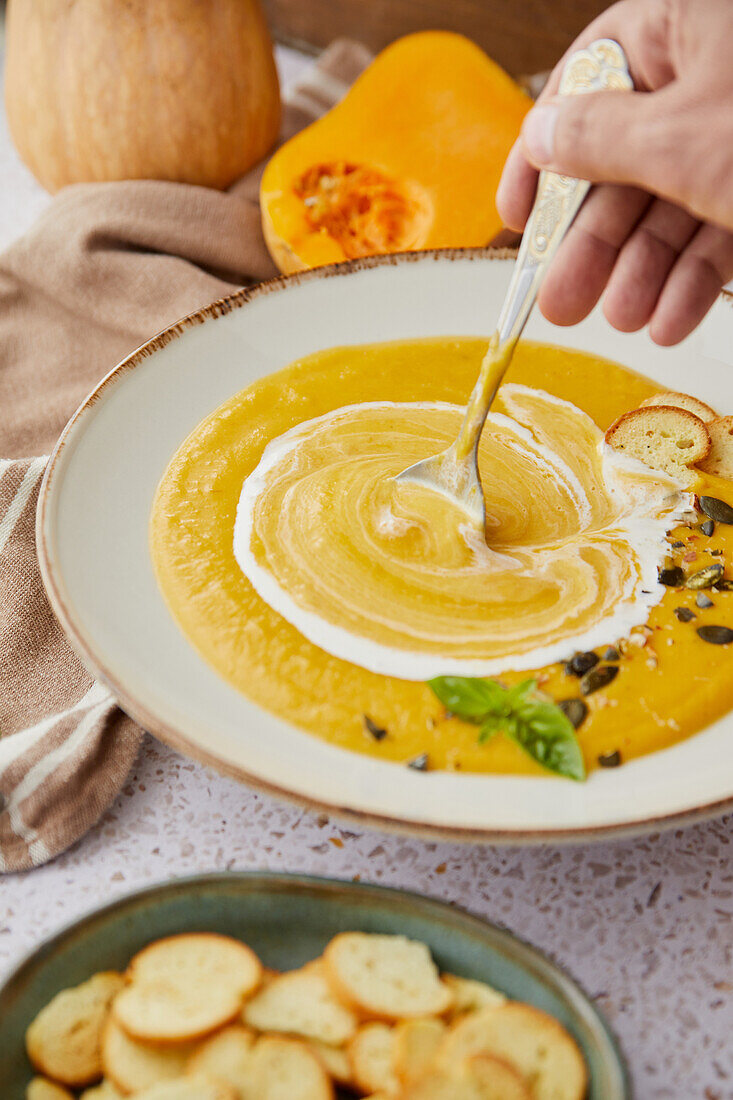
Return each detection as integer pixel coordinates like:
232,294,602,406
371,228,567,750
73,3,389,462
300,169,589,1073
247,1036,335,1100
640,391,718,422
436,1004,586,1100
134,1081,237,1100
347,1022,398,1094
102,1018,196,1093
605,405,710,486
323,934,453,1021
186,1025,256,1091
463,1054,531,1100
698,415,733,478
392,1018,447,1085
400,1054,529,1100
114,934,262,1044
243,960,357,1045
442,975,506,1018
308,1040,354,1087
79,1083,124,1100
26,1080,75,1100
25,971,125,1086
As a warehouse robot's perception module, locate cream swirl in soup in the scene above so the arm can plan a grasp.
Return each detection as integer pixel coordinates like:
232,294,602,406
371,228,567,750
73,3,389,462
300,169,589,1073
234,384,690,680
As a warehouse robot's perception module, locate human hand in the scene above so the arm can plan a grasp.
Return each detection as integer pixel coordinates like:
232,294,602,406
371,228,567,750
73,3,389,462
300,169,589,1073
496,0,733,345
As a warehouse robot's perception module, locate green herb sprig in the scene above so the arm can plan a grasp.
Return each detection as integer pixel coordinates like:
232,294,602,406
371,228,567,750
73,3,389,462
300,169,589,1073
428,676,586,781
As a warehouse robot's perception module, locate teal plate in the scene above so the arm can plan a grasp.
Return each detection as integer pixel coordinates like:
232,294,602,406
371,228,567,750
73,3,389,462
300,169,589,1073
0,873,629,1098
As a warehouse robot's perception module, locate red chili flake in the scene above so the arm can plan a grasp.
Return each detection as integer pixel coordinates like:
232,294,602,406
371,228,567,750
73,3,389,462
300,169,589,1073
683,551,698,563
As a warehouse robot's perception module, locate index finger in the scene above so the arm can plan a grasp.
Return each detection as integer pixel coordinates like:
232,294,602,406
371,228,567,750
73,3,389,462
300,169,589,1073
496,0,676,230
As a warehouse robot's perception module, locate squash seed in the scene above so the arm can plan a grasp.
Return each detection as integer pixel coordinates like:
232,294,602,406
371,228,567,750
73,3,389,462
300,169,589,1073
602,646,620,661
697,625,733,645
699,496,733,524
696,593,714,609
659,566,685,587
580,665,619,695
674,607,696,622
407,753,429,771
564,651,599,677
700,519,715,537
363,715,387,741
598,749,622,768
685,563,723,589
558,698,589,729
714,578,733,591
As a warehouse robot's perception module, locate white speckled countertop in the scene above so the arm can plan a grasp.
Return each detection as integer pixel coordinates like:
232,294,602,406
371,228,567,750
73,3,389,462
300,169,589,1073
0,41,732,1100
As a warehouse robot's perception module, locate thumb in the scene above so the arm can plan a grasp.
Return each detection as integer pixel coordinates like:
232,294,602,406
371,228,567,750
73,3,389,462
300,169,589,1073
521,90,669,192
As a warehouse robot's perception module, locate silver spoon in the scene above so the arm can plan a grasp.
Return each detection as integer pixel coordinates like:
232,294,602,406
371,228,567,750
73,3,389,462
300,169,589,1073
394,39,633,530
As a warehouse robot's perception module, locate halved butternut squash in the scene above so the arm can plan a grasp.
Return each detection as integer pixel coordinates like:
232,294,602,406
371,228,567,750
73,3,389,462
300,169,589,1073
261,32,530,273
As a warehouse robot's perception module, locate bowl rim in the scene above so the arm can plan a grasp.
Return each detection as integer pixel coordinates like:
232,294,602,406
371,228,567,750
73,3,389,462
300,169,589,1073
36,246,733,843
0,869,630,1096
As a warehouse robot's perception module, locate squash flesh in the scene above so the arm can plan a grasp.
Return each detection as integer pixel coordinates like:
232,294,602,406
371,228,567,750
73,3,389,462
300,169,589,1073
261,32,531,273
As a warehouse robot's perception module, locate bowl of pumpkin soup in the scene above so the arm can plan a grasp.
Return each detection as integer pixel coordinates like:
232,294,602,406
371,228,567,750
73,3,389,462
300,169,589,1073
37,249,733,840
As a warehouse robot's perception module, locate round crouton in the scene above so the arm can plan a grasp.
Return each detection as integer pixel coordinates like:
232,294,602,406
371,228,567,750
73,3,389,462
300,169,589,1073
134,1080,237,1100
26,1080,75,1100
186,1025,256,1091
247,1036,335,1100
640,391,717,422
348,1022,398,1094
697,415,733,479
25,971,125,1086
243,961,357,1045
400,1054,530,1100
113,934,262,1044
392,1017,447,1085
436,1004,587,1100
442,975,506,1019
79,1083,124,1100
102,1017,196,1093
323,933,453,1021
605,405,710,486
308,1040,354,1088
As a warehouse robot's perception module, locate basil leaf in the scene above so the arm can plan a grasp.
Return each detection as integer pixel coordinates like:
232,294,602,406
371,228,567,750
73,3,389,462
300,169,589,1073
427,674,585,781
477,714,505,743
428,676,506,720
504,698,586,781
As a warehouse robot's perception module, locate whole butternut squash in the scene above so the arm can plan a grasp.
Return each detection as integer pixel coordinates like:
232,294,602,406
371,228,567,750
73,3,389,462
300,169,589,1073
261,32,530,274
5,0,281,192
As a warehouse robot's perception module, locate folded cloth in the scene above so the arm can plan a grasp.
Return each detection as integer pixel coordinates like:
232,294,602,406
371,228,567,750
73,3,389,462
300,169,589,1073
0,39,372,873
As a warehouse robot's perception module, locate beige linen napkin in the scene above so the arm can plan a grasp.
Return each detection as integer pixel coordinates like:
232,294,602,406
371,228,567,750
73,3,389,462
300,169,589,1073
0,40,372,873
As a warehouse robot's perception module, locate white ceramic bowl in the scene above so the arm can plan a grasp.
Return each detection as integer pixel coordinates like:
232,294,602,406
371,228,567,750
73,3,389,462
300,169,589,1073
37,250,733,841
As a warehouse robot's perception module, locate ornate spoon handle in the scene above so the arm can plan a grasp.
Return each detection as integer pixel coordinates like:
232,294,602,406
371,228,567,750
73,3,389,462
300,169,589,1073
496,39,633,347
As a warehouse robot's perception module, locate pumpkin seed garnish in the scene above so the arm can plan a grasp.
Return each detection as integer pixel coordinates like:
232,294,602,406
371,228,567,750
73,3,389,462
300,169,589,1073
671,540,685,549
674,607,696,623
685,563,724,589
659,566,685,587
564,651,599,677
714,578,733,591
696,592,714,609
407,752,429,771
699,496,733,525
598,749,622,768
363,715,387,741
697,625,733,645
700,519,715,537
580,665,619,695
558,698,589,729
601,646,620,662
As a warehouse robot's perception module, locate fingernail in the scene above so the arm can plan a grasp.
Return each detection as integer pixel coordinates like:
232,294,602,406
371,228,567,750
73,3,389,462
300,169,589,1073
522,104,559,166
